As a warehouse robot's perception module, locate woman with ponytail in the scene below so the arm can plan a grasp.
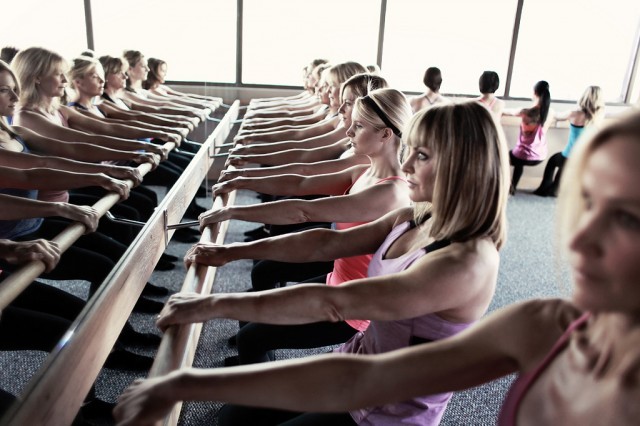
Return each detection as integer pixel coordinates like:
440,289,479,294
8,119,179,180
507,80,553,193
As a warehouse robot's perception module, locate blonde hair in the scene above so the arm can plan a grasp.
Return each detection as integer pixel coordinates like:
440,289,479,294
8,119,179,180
0,60,19,137
558,109,640,251
341,73,388,99
405,102,510,249
578,86,605,125
325,62,367,88
352,88,411,141
12,47,66,110
69,56,102,90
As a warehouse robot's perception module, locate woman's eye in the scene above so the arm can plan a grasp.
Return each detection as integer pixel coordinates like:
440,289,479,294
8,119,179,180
417,152,428,160
614,210,640,231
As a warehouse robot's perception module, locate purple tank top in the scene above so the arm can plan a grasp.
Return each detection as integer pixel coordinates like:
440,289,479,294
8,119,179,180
335,221,473,425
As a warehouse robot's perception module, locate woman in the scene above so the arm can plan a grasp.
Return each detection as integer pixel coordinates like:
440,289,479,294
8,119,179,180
234,62,365,146
68,56,187,141
534,85,604,197
99,55,197,132
207,88,412,366
505,80,553,193
143,57,221,110
221,73,387,176
476,70,505,118
114,109,640,426
408,66,451,113
122,50,208,122
207,88,411,291
114,101,510,425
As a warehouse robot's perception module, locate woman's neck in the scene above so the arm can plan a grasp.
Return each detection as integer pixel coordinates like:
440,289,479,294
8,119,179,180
36,96,57,114
73,92,95,108
480,93,495,102
129,78,143,90
368,149,403,179
104,86,122,99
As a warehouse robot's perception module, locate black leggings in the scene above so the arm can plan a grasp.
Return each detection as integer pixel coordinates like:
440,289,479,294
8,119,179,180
218,404,356,426
236,319,356,365
251,260,334,292
509,151,543,190
10,218,124,293
534,152,566,196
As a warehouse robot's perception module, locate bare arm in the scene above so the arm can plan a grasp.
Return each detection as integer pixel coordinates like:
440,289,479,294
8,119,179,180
228,142,358,167
115,300,579,426
190,208,403,267
219,155,368,182
232,127,346,156
236,116,339,144
211,166,362,197
13,111,167,159
0,194,99,233
0,166,129,198
203,179,408,227
62,106,180,145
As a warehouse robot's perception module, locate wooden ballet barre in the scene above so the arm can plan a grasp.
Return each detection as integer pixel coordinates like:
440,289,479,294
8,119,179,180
0,100,241,426
150,189,237,426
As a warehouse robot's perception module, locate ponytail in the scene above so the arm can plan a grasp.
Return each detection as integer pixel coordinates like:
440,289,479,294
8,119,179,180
534,80,551,124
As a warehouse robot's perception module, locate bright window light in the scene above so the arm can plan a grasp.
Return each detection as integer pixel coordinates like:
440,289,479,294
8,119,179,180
0,0,87,61
382,0,518,96
91,0,236,83
242,0,381,86
510,0,639,102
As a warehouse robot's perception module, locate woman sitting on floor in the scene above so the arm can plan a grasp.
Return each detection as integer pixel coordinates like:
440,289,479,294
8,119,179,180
114,101,510,425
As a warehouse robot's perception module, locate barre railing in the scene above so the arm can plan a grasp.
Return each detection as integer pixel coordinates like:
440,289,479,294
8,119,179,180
0,100,241,426
0,143,173,311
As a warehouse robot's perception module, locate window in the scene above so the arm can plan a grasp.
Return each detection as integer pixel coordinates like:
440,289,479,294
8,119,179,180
510,0,639,102
91,0,236,83
242,0,381,86
0,0,87,60
382,0,518,96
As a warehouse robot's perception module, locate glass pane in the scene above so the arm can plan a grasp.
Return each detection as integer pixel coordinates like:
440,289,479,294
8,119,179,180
0,0,87,60
242,0,380,86
511,0,639,102
92,0,236,83
383,0,518,96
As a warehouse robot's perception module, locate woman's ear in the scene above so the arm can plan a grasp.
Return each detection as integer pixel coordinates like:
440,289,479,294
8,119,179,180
381,127,394,141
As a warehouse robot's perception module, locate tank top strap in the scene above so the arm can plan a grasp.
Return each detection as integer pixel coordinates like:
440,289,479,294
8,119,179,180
68,101,88,111
374,175,407,185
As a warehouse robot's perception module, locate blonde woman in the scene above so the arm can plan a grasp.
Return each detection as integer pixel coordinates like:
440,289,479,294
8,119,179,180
114,101,510,425
534,85,604,196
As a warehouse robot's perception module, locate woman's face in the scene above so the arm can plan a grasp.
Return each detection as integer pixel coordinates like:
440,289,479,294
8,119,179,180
316,80,330,105
128,58,149,82
327,80,342,110
106,66,128,91
38,62,68,98
345,109,385,156
569,137,640,313
75,65,105,97
401,142,436,203
156,63,168,84
0,71,19,117
338,85,356,129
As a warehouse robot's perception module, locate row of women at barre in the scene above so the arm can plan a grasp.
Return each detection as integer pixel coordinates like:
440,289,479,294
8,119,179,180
0,46,221,419
0,51,637,425
110,59,640,425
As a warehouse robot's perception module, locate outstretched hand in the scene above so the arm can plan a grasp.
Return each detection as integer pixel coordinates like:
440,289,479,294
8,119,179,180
0,239,61,272
155,292,214,332
113,376,175,426
183,242,231,268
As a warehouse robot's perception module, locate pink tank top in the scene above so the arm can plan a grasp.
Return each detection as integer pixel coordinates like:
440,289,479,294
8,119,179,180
498,312,591,425
325,171,407,332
